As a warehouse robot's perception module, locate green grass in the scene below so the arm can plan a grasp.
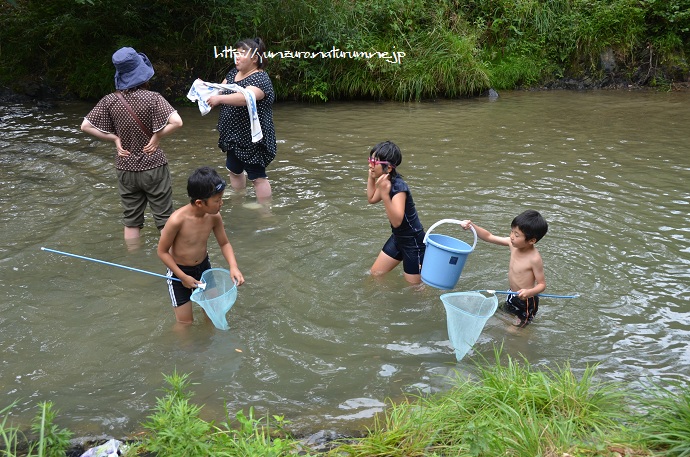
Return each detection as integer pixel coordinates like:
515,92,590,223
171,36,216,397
3,350,690,456
329,349,641,456
636,380,690,457
134,369,303,456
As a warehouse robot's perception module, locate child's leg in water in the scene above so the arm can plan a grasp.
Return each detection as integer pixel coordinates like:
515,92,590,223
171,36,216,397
370,251,400,276
174,302,194,324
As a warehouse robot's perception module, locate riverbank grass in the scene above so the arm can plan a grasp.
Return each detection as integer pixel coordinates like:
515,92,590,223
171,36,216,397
332,349,646,456
636,380,690,456
2,352,690,456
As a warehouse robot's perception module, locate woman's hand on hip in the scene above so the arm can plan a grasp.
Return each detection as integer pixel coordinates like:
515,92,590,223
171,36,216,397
115,137,130,157
143,134,161,154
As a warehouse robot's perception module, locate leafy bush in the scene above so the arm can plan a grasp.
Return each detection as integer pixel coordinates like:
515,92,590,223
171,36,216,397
1,0,689,100
0,400,72,457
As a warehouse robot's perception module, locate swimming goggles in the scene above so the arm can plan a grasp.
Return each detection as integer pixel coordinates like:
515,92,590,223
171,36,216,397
368,157,396,169
201,180,227,199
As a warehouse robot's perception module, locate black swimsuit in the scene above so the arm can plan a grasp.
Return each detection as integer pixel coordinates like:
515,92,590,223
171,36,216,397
165,255,212,307
504,292,539,327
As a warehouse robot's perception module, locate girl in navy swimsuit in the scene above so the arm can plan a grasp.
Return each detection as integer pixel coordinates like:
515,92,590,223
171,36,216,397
366,141,426,285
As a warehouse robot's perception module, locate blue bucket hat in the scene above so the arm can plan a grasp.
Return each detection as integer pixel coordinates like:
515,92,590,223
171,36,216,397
112,47,155,90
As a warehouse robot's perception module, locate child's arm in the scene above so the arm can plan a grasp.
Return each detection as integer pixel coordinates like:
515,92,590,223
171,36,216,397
382,190,406,228
212,217,245,286
373,174,406,227
157,219,203,289
367,170,382,203
460,220,510,246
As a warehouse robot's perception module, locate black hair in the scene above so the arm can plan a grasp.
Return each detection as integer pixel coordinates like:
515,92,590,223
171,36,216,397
511,210,548,242
187,166,226,203
235,37,267,69
370,140,402,178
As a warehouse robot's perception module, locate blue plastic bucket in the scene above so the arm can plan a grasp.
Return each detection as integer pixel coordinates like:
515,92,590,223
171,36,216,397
421,219,477,290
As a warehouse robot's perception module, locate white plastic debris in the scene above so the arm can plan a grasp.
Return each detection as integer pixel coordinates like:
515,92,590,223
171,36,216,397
80,438,125,457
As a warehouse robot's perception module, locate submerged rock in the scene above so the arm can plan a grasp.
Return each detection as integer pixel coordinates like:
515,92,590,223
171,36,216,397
298,429,353,453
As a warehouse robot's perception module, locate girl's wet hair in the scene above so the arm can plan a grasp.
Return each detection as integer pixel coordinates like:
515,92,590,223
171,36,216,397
511,210,548,242
188,166,226,202
370,140,402,177
235,37,267,69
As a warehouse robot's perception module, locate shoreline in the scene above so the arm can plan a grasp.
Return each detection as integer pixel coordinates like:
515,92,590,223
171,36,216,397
2,76,689,110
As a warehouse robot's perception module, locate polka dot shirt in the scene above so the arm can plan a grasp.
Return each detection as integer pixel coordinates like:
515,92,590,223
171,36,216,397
217,69,277,167
84,89,176,171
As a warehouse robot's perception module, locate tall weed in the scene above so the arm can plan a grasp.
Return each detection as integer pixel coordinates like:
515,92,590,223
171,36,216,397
0,401,30,457
30,401,72,457
0,401,72,457
212,407,297,457
141,370,212,457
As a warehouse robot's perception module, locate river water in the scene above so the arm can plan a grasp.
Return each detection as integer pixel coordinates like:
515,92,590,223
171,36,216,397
1,90,689,437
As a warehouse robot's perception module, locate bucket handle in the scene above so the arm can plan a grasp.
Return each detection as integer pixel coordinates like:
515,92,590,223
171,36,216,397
423,219,477,251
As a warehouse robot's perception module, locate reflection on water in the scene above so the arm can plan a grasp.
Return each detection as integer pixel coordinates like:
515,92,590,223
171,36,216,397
1,91,689,436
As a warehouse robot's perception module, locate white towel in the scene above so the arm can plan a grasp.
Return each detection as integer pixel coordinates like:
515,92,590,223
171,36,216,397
187,79,263,143
186,79,218,116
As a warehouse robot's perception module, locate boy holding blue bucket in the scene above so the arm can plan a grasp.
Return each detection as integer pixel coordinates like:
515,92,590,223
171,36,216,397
460,210,548,327
367,141,426,285
157,166,244,324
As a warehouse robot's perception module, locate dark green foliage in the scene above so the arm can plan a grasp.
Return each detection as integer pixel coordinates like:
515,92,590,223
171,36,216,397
1,0,689,100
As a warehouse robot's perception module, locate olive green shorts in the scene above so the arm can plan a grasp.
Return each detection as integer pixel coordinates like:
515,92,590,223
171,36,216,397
117,164,173,230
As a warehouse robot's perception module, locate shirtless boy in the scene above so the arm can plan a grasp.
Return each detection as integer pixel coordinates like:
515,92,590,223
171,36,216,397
461,210,548,327
157,166,244,324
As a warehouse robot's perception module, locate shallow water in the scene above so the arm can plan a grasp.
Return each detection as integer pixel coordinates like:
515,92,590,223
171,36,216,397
1,90,689,436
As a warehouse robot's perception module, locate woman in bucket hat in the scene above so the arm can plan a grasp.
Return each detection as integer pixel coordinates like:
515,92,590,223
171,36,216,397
81,47,183,246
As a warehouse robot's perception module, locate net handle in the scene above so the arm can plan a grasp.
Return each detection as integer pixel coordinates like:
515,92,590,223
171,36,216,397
479,289,580,299
42,247,207,290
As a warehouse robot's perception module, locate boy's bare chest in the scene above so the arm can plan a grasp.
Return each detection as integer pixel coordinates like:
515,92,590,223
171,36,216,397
177,217,214,245
508,250,534,275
